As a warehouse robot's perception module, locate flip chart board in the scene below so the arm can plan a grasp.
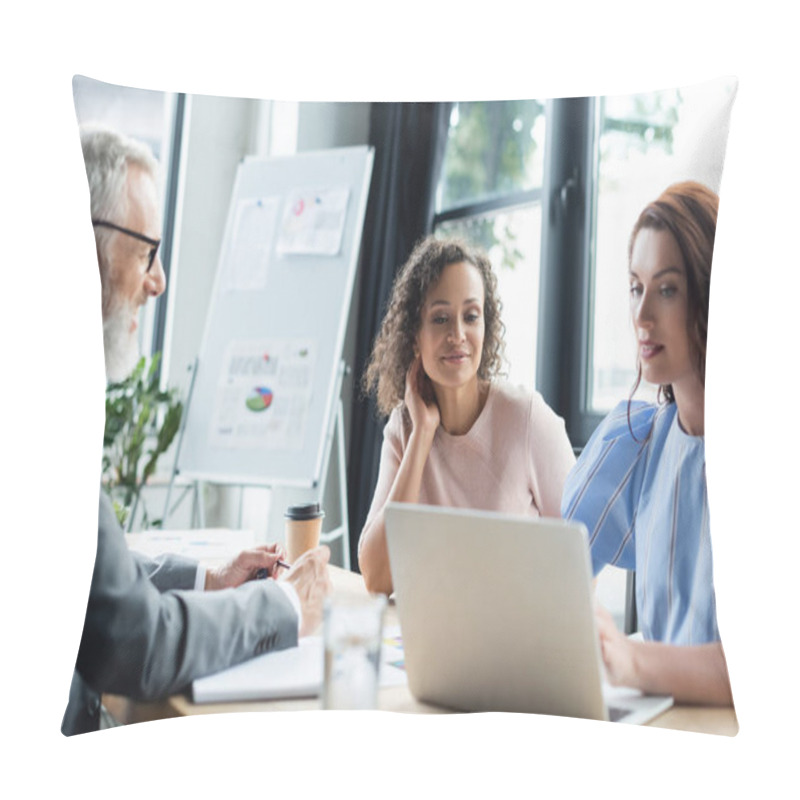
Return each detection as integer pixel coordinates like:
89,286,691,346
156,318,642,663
177,146,374,487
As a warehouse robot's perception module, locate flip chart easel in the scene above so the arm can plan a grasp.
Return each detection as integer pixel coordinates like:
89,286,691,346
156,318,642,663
164,146,374,569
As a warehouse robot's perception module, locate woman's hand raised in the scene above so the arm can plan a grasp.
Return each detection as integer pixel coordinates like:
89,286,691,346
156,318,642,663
359,356,439,595
404,356,440,440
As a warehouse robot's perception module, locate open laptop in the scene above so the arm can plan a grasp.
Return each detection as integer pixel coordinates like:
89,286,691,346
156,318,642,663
384,503,673,724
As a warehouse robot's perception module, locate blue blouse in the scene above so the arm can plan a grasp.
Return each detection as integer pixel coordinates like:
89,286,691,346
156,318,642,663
561,400,719,646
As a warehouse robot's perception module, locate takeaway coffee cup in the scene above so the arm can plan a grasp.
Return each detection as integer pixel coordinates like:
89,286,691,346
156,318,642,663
285,502,325,563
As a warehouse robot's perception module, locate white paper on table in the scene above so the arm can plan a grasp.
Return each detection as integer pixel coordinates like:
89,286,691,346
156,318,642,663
193,637,324,704
125,528,255,564
379,624,408,687
191,624,408,704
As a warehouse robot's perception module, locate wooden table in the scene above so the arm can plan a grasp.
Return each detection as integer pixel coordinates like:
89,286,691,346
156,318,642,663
105,565,738,736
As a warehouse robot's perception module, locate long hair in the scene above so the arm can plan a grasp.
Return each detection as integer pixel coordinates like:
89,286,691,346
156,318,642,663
362,235,505,417
627,180,718,436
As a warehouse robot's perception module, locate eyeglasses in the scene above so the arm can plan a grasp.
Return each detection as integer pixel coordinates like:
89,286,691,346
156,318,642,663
92,219,161,273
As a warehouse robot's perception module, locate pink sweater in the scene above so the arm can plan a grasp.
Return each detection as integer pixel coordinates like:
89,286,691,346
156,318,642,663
361,381,576,537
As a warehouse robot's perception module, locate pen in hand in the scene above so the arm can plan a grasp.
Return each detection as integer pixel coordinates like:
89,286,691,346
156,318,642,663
255,560,291,580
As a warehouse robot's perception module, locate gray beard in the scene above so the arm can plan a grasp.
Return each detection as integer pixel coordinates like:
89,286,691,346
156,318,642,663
103,302,140,382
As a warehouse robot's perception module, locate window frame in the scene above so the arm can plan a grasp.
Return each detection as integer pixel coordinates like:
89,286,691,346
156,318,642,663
535,96,603,449
150,92,186,379
433,187,544,229
432,97,605,450
432,100,549,398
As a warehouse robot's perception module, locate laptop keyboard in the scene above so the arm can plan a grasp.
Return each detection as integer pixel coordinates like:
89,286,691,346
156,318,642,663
608,706,628,723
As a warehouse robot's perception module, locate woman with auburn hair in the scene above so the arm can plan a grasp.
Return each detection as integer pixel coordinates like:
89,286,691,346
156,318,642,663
358,235,575,595
562,181,733,706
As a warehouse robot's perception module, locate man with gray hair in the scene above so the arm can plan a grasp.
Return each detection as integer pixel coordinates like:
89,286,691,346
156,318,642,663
82,126,167,381
62,127,332,736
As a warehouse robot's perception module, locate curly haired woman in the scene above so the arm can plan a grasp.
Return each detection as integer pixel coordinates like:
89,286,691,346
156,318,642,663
358,235,575,594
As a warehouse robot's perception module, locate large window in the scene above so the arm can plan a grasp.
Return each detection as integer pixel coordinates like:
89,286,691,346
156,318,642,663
433,100,546,389
431,82,735,448
72,75,184,369
588,79,737,412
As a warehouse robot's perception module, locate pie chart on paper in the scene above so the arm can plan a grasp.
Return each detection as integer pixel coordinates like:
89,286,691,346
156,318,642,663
246,387,274,412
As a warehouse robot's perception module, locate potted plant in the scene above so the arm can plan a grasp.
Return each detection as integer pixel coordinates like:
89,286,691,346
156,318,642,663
102,353,183,530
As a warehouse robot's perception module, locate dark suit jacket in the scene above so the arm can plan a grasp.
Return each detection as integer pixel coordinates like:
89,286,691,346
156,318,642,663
62,492,298,735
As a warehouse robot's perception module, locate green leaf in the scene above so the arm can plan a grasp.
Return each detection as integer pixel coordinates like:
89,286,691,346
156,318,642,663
111,497,129,527
102,351,184,530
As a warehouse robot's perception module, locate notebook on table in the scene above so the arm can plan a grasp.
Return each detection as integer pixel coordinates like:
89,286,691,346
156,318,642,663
384,502,673,725
191,630,408,704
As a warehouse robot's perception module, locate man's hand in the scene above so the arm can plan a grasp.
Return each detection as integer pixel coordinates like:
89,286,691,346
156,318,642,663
280,545,332,636
205,543,288,591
